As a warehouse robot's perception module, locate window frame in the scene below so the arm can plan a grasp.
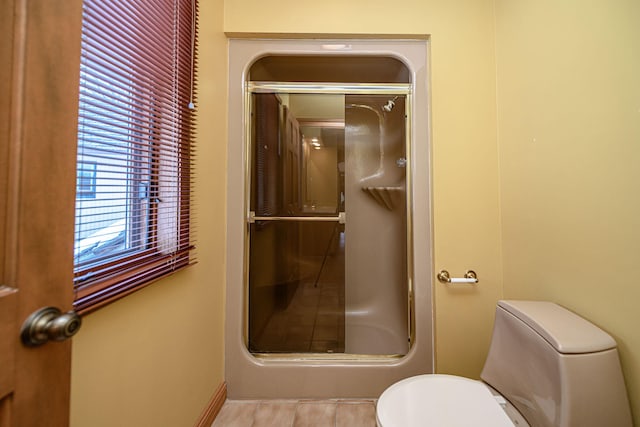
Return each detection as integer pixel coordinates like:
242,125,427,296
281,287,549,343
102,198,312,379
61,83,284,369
73,0,197,314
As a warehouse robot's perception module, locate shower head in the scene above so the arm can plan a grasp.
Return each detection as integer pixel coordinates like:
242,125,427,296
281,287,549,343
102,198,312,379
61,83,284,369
382,97,398,112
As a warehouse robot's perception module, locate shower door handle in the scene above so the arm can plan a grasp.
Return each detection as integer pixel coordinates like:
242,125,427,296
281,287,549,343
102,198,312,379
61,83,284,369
249,211,346,224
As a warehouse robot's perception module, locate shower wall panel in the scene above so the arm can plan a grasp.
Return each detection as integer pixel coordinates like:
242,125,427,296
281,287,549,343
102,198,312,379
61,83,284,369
344,95,408,355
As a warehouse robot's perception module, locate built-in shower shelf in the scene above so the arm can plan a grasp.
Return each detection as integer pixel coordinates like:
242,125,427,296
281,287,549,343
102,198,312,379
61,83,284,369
361,186,404,211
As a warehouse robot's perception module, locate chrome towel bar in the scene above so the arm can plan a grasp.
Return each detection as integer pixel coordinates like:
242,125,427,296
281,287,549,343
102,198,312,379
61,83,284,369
249,211,346,224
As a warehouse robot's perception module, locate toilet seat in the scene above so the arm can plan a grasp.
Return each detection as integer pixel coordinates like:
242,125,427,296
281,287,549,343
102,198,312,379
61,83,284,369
376,374,515,427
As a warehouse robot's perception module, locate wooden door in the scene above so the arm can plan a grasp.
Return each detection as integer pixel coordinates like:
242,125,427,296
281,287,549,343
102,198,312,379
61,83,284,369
1,1,83,426
281,107,301,288
283,106,301,215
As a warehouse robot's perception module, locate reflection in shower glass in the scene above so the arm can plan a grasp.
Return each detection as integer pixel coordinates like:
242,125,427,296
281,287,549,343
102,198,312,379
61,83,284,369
248,91,408,355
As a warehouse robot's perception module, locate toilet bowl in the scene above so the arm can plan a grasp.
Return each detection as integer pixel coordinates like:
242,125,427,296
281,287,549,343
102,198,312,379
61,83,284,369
376,374,526,427
376,300,633,427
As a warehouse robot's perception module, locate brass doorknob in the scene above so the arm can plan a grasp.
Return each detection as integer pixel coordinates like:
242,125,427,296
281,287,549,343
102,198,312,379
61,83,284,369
20,306,82,347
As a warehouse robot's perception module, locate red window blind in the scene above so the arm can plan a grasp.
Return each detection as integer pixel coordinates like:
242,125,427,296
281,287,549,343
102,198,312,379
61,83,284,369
73,0,198,313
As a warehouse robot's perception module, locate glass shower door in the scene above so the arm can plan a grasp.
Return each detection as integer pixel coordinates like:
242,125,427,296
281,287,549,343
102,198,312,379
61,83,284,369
247,90,409,356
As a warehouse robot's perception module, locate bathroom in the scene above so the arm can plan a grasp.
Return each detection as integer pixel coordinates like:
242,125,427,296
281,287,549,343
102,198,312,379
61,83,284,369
68,1,640,426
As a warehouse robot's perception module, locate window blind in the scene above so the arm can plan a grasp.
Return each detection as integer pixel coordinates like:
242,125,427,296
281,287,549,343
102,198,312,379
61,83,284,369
73,0,198,313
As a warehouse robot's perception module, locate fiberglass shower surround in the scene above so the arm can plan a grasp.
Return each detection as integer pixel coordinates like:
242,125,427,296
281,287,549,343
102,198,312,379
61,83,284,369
226,39,433,399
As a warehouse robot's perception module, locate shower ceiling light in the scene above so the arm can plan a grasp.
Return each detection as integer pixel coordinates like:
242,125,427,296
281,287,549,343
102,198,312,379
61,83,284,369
321,43,352,51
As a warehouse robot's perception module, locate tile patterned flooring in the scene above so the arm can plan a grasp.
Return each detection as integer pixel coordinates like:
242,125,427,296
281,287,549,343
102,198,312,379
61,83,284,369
211,399,377,427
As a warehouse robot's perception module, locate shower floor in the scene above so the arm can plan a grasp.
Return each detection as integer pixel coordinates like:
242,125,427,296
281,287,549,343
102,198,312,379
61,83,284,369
251,231,345,353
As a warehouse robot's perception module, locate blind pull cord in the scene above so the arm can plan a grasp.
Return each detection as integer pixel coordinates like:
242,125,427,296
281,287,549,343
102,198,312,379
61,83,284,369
188,0,196,110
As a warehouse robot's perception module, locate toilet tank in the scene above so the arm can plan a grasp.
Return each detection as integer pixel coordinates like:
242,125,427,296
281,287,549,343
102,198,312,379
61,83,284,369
480,300,632,427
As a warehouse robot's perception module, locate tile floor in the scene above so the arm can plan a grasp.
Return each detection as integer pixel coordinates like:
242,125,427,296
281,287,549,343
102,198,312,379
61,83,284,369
211,399,377,427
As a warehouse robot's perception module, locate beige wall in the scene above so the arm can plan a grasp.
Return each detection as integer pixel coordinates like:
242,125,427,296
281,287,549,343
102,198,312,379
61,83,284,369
225,0,503,379
495,0,640,420
70,0,228,425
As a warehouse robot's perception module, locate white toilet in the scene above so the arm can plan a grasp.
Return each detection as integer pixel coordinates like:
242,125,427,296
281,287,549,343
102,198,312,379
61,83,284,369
376,300,633,427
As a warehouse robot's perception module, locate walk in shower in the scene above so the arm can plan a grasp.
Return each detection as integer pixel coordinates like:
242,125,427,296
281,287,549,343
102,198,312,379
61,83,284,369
227,38,432,398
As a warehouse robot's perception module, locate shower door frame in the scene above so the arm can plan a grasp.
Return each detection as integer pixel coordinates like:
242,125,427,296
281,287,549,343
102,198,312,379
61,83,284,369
244,82,414,358
226,37,433,399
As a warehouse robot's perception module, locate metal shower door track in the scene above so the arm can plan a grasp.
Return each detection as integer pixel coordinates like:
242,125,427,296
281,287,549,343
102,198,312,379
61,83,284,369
248,82,412,95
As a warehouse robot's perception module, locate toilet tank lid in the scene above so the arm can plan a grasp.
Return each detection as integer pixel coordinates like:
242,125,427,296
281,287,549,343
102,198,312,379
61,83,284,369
498,300,617,354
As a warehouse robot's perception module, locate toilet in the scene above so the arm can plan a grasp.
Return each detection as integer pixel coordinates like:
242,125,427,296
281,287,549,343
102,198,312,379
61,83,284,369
376,300,633,427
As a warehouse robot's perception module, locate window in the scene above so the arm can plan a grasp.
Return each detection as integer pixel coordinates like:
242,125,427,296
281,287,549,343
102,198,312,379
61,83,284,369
76,161,97,199
73,0,198,313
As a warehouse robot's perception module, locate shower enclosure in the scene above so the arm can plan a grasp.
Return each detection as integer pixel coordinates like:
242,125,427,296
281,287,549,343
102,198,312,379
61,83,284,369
227,38,432,398
247,55,411,356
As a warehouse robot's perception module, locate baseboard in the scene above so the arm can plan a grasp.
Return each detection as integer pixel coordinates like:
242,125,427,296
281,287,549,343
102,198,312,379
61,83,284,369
194,381,227,427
